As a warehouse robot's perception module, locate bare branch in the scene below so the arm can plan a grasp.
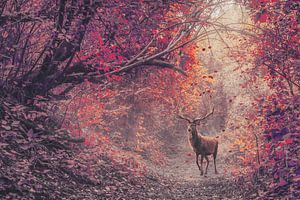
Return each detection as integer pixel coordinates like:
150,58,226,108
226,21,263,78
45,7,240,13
126,38,154,66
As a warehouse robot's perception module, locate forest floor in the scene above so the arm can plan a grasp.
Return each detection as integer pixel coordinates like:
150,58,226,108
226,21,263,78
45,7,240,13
1,99,258,200
140,137,257,200
0,99,258,200
87,134,258,200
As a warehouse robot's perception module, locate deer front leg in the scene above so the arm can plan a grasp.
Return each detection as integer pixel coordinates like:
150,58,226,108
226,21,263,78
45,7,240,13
200,155,204,175
204,156,209,175
196,154,203,175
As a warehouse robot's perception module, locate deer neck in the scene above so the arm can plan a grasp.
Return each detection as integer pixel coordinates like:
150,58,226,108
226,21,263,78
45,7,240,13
193,129,205,141
189,128,201,142
191,130,197,139
188,128,202,153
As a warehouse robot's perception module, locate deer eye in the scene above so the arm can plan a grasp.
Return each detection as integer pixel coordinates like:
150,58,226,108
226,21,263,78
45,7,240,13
188,128,192,132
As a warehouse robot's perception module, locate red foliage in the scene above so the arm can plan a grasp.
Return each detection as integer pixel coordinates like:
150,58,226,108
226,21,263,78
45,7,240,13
244,0,300,198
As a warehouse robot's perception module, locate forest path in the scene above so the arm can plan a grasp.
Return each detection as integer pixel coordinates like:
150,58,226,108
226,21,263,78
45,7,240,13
147,138,254,200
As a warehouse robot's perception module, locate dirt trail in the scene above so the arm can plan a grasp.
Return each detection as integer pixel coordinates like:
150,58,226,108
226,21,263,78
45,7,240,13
147,138,255,200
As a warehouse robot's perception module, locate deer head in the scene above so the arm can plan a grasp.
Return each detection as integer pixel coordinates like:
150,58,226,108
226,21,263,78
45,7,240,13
178,107,214,135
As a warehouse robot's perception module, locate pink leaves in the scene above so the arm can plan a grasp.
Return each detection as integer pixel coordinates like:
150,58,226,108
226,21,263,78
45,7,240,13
278,138,294,147
107,52,116,61
277,179,287,187
284,138,293,145
111,75,122,81
259,13,268,23
158,36,169,45
256,12,269,23
251,0,278,8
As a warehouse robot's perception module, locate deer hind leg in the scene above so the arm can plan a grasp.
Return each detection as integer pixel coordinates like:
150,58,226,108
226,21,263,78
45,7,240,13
196,154,203,175
204,155,209,175
213,143,218,174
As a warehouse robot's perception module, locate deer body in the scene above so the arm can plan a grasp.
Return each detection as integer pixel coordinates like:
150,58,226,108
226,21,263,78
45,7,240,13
179,108,218,175
189,133,218,155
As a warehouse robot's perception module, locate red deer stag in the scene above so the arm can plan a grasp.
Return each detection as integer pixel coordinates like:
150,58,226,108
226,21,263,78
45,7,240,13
178,108,218,175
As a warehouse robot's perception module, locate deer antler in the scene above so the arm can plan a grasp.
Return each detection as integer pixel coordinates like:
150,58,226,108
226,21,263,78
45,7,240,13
177,107,192,123
177,114,192,123
194,107,214,123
